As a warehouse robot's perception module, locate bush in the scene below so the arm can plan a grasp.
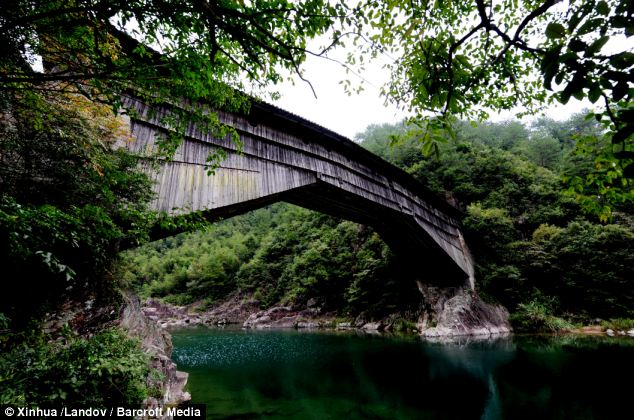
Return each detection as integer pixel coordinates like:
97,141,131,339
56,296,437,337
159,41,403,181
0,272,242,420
528,221,634,318
0,329,150,406
510,298,574,332
600,318,634,331
390,317,418,333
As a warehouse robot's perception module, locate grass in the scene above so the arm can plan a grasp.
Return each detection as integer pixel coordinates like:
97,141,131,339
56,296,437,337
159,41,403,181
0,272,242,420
600,318,634,331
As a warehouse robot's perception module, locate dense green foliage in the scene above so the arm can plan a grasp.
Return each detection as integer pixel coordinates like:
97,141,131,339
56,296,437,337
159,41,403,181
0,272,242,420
5,1,631,214
343,0,634,214
362,118,634,324
125,114,633,328
0,91,155,325
347,0,633,120
0,328,151,406
124,204,419,318
1,0,340,96
0,0,367,326
1,0,359,407
1,5,632,410
0,0,353,166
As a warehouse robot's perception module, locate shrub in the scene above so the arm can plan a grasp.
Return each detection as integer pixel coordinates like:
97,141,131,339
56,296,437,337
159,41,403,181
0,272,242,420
0,329,150,406
510,298,574,332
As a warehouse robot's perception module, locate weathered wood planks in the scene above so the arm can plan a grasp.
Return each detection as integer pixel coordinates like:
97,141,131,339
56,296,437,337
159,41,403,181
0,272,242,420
120,95,475,288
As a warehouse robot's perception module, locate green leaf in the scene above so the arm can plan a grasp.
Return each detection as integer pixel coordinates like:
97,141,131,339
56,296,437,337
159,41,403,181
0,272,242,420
613,81,629,101
611,124,634,144
568,11,583,32
563,71,586,97
568,39,587,52
577,18,603,36
586,36,609,56
596,1,610,16
559,90,571,104
546,23,567,39
588,84,602,103
612,52,634,69
573,90,585,100
542,47,561,90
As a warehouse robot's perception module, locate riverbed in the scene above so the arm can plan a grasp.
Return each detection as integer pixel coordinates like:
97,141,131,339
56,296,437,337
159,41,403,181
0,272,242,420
171,328,633,419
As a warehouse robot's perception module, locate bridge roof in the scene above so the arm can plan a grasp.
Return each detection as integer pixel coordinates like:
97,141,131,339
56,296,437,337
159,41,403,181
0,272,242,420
113,27,461,221
247,99,464,220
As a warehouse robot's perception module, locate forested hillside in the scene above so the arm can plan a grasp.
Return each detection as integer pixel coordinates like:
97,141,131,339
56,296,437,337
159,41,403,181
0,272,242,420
124,113,634,331
123,203,420,320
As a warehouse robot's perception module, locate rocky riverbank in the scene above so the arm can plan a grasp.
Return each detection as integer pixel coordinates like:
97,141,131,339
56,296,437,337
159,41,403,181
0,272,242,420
568,325,634,337
416,285,512,337
141,295,348,331
141,288,513,337
40,292,192,417
119,293,191,410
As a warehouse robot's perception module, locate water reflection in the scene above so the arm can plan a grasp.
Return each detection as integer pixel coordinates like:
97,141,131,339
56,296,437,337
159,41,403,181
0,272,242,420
171,328,634,420
421,338,515,420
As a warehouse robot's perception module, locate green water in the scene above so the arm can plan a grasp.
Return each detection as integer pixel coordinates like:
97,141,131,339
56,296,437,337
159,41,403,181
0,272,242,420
171,328,633,419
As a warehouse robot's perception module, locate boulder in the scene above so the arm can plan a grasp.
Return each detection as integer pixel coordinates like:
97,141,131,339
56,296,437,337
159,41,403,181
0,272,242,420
269,316,299,328
361,322,382,331
418,286,511,338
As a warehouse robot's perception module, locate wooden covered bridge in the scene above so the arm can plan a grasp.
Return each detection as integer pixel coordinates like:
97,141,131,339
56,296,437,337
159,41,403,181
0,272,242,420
121,96,475,289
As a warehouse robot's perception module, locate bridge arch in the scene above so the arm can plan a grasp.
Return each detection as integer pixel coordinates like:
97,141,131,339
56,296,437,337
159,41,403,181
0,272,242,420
121,96,474,289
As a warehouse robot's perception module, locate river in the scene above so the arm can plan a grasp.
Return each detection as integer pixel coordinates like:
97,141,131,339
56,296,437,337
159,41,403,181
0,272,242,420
171,328,632,419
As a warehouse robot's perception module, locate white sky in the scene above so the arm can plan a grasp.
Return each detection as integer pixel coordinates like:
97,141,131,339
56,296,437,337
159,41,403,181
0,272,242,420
270,26,634,140
270,51,593,140
271,51,405,140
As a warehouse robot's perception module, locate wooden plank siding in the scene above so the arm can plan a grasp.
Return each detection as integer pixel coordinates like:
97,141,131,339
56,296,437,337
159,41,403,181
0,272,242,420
119,96,475,288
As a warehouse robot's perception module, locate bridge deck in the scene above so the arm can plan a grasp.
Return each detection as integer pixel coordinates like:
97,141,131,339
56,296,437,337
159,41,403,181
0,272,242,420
120,95,474,288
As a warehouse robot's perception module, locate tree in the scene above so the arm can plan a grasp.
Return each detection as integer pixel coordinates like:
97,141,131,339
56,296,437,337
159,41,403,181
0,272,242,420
531,112,603,150
522,134,562,170
0,1,351,321
344,0,633,216
0,90,155,323
458,119,530,150
1,0,345,159
1,0,342,95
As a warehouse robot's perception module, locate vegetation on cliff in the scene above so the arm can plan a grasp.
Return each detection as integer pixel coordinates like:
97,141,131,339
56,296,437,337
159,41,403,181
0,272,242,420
0,328,152,406
123,203,420,320
0,88,157,405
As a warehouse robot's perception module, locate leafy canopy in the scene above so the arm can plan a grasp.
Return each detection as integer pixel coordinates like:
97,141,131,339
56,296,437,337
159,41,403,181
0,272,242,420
1,0,341,99
1,0,347,163
343,0,633,214
3,1,632,215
